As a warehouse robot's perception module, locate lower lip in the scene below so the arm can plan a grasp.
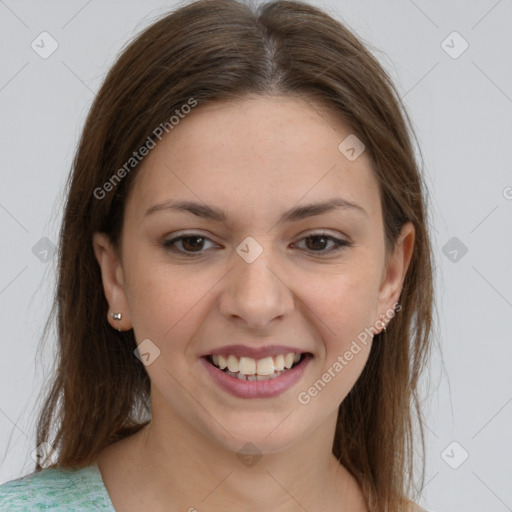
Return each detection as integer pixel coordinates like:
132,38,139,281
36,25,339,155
200,355,312,399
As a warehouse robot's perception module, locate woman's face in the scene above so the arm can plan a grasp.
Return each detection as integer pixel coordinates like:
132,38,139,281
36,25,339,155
94,94,414,455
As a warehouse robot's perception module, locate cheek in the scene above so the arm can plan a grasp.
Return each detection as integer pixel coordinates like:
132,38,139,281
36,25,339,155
294,261,380,401
123,255,225,347
298,275,376,409
299,263,381,342
122,257,189,337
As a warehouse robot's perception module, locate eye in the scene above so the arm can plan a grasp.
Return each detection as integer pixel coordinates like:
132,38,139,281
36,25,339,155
293,232,352,254
162,231,352,257
162,233,219,255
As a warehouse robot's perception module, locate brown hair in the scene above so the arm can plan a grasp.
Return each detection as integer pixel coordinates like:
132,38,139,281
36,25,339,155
32,0,437,510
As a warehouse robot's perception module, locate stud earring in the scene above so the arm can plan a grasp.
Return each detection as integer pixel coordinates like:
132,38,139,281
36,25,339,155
110,312,123,332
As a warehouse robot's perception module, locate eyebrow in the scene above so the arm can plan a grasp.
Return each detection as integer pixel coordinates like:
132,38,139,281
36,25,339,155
144,197,367,223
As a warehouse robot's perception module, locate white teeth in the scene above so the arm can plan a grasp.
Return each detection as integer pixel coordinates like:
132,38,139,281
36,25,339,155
256,357,275,376
227,355,239,372
210,352,304,377
284,353,294,369
218,355,228,370
224,370,283,381
239,357,256,375
274,354,285,372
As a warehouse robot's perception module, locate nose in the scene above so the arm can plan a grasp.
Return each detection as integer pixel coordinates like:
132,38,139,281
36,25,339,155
218,244,294,330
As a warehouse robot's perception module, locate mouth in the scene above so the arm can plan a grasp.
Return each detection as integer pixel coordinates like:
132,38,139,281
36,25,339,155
205,352,308,381
199,350,313,399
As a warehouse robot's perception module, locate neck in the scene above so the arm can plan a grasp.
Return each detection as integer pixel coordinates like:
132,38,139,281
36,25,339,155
120,405,365,511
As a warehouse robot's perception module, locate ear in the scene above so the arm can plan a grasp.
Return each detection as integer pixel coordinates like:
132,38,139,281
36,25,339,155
92,232,132,331
376,221,415,329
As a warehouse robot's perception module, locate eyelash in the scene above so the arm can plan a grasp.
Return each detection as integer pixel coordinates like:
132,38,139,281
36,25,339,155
162,232,352,256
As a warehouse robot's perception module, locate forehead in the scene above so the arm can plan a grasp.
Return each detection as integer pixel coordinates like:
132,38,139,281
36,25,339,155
125,95,381,224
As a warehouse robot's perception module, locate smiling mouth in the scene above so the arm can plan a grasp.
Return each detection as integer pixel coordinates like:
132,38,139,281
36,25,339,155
205,352,309,381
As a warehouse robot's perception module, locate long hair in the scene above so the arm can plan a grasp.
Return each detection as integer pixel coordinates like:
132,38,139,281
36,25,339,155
32,1,437,510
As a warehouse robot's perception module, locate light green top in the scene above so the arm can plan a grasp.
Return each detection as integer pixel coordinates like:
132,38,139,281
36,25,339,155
0,461,432,511
0,462,116,511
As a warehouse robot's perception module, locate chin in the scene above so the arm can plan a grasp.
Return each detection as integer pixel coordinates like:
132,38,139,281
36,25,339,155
201,413,313,458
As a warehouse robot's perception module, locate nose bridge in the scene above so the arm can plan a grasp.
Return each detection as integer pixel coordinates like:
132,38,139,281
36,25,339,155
219,235,293,327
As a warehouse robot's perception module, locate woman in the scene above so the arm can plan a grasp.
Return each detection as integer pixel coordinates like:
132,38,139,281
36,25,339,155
0,0,436,510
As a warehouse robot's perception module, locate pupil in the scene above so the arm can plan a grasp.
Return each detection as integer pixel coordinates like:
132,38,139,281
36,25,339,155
183,236,203,252
306,235,327,251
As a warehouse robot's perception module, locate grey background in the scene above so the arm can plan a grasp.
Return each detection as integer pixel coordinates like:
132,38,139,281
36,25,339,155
1,1,511,510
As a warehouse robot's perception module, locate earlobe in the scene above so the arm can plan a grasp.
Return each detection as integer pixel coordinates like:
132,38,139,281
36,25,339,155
92,232,132,332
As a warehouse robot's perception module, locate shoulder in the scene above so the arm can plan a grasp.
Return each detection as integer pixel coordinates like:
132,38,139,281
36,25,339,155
0,463,114,511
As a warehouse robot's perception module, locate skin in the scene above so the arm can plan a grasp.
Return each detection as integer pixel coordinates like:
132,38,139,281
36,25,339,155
93,94,415,512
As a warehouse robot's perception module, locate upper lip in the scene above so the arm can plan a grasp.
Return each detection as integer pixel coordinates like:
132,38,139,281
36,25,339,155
201,344,310,359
